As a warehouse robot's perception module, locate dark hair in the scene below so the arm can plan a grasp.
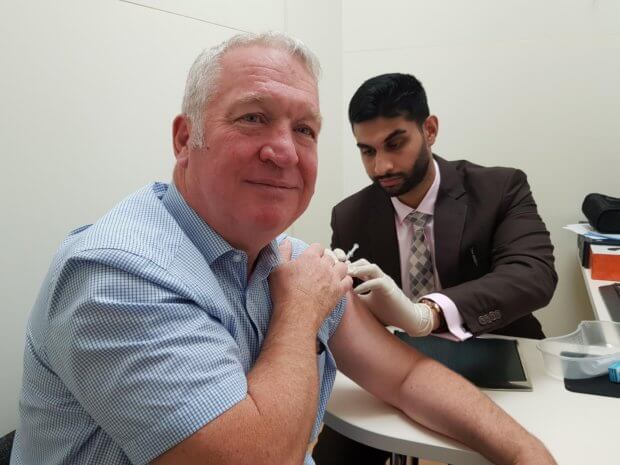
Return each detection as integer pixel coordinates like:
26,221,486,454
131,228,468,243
348,73,429,126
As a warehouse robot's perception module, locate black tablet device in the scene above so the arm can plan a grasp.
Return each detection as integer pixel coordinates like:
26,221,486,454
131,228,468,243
394,332,532,391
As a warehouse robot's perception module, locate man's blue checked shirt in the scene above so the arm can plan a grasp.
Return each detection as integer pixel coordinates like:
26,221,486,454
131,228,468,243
11,183,345,465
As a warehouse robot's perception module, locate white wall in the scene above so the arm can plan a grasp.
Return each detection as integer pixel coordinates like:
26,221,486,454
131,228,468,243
342,0,620,337
287,1,344,245
0,0,342,433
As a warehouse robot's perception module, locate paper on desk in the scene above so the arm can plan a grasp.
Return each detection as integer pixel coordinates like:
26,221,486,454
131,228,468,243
563,223,620,241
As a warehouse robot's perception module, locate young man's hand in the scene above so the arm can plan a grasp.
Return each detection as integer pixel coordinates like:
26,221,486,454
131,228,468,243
347,258,435,336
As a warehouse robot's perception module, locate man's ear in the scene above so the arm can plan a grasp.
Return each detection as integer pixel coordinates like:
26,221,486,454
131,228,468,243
422,115,439,146
172,114,191,166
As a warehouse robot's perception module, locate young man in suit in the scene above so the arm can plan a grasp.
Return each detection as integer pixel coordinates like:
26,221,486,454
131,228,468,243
313,73,558,465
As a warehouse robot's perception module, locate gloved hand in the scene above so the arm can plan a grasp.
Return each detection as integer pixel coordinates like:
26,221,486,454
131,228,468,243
347,258,435,337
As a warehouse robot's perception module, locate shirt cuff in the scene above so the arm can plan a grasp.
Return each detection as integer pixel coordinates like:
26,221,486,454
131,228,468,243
423,292,473,341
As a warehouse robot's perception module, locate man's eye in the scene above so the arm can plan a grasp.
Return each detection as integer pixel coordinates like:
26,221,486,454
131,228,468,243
386,141,402,151
296,126,316,138
361,148,375,157
241,114,263,123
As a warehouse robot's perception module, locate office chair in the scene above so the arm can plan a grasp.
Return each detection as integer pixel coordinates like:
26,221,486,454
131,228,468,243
0,430,15,465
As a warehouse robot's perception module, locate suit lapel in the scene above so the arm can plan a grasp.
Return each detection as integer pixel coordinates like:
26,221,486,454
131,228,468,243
433,156,467,288
367,185,402,285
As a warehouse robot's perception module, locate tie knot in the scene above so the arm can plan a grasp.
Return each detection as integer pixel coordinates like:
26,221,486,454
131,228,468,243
406,211,431,229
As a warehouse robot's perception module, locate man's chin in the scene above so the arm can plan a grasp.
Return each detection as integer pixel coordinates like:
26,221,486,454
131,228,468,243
250,209,298,237
376,182,408,197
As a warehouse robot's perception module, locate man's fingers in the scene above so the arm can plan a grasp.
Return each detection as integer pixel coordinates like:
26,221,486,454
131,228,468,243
340,275,353,293
323,248,339,265
334,261,348,278
306,243,324,257
278,239,293,262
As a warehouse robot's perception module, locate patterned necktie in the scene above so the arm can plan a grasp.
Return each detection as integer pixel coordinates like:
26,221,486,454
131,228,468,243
406,211,434,299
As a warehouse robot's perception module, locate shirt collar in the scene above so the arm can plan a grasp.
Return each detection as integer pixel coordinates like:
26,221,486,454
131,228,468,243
254,237,282,278
161,183,280,273
391,159,441,225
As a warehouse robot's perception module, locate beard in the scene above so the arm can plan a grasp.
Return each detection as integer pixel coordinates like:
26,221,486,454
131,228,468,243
372,144,432,197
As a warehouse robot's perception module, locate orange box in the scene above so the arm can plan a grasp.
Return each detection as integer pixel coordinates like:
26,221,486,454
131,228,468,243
590,245,620,281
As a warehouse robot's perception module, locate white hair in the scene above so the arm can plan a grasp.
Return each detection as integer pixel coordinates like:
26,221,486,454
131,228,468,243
181,31,321,148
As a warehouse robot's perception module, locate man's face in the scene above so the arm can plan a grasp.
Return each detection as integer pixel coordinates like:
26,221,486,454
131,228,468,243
353,116,433,197
176,45,321,245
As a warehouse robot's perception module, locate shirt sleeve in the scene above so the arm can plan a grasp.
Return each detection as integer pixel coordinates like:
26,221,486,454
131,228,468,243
46,249,248,465
423,292,473,341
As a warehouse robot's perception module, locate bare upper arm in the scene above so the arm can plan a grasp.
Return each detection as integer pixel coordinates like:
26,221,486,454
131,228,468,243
329,292,427,406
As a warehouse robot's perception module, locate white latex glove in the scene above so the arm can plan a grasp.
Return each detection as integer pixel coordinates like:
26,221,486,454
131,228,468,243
347,258,434,337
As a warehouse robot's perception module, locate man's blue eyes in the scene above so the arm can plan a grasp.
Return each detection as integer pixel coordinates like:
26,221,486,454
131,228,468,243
242,114,263,123
239,115,315,138
297,127,315,138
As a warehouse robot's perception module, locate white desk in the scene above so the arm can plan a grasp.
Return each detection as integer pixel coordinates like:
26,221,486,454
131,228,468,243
324,337,616,465
580,264,616,321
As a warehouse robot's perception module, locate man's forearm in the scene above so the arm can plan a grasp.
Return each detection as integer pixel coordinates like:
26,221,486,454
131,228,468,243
152,313,321,465
236,240,350,465
331,296,555,465
396,358,552,465
245,311,321,464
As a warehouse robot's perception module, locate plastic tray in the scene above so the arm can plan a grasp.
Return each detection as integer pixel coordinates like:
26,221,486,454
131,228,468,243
537,320,620,379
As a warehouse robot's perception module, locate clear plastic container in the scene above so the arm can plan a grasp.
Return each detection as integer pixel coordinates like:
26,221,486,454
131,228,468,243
537,320,620,379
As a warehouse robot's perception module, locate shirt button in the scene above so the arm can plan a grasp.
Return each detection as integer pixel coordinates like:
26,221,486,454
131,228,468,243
233,254,242,263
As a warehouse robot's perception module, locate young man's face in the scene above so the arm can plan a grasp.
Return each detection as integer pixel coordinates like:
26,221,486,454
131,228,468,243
175,45,321,247
353,116,436,197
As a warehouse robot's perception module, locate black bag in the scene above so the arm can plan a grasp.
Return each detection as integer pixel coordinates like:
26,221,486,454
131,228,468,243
582,193,620,233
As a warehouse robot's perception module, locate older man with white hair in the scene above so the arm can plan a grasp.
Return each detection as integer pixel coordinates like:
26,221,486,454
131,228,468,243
12,32,556,465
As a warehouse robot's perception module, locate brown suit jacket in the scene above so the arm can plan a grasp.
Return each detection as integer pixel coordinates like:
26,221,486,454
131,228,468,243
330,155,558,339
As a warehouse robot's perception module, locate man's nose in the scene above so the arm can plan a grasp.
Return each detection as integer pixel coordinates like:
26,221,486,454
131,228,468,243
373,151,393,176
259,127,299,168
